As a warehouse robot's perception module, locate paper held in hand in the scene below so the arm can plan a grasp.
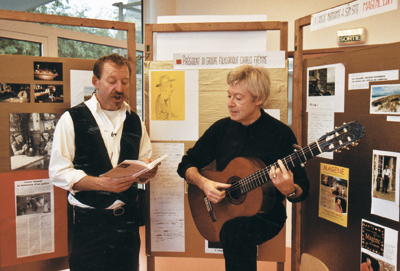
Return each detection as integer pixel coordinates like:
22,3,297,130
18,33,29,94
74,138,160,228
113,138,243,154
101,154,168,178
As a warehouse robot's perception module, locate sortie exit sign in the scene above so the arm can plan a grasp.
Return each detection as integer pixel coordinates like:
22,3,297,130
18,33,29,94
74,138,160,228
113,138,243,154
337,27,367,45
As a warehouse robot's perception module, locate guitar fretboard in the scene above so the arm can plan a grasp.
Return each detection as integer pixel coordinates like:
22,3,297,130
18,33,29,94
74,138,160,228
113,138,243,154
229,141,322,195
225,120,364,195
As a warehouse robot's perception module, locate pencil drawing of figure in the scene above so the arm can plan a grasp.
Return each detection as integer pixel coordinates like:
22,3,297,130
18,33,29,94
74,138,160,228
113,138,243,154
155,75,178,120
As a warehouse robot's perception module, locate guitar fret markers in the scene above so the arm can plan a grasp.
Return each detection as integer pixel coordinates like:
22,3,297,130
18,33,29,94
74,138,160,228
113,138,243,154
308,145,314,157
290,155,295,167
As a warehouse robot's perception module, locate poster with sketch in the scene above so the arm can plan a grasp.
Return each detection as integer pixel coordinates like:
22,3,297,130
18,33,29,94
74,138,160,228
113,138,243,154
371,150,399,222
15,179,54,258
149,70,199,141
150,70,185,121
361,219,398,271
370,84,400,114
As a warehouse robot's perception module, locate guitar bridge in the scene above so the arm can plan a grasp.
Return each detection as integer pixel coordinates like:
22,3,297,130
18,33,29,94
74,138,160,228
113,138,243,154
204,197,217,222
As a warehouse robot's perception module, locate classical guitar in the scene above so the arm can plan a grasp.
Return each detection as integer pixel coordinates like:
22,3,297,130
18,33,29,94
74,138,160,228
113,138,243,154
188,121,365,242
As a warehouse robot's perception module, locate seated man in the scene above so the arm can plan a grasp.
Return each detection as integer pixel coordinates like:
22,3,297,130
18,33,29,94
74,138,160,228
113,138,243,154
178,65,309,271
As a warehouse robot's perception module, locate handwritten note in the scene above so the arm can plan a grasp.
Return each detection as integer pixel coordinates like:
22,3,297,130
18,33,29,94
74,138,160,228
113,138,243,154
308,102,335,159
150,142,185,252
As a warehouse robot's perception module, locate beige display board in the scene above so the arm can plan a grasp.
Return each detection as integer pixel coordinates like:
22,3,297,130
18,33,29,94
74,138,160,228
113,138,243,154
144,20,291,271
0,9,139,270
0,54,95,270
144,58,290,270
0,54,96,173
0,9,137,109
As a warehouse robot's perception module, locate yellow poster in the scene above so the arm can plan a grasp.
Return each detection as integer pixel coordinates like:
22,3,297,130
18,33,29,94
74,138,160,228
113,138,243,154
319,163,349,227
150,70,185,121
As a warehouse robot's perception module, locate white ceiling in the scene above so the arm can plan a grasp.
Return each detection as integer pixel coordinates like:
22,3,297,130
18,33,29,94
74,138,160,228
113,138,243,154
0,0,55,11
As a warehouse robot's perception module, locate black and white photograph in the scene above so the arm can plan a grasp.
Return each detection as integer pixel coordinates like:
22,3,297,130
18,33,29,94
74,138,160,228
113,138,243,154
16,192,51,216
10,113,57,170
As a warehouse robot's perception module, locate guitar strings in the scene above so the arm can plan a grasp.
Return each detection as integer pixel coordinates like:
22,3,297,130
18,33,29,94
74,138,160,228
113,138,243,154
226,140,323,194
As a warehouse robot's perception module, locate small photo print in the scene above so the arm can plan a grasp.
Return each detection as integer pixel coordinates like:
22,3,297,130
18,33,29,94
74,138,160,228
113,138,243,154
370,84,400,114
34,84,63,103
372,153,397,202
0,83,30,103
16,192,51,216
34,61,63,81
308,67,336,97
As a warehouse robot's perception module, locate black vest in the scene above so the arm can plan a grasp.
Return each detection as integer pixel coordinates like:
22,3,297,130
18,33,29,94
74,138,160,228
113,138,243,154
68,103,142,208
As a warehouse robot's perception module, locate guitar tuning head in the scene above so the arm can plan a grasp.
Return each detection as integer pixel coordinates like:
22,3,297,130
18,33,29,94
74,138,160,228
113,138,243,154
352,142,358,146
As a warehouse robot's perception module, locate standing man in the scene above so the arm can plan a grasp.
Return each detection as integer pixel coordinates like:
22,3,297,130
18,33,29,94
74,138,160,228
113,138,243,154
50,54,158,271
382,165,392,193
177,65,309,271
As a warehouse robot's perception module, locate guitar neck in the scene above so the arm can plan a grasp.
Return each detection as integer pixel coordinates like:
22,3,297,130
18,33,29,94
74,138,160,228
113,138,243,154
238,141,322,194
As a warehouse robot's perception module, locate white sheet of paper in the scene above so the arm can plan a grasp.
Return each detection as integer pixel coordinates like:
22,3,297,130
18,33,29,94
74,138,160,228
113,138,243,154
155,15,268,61
15,179,54,257
307,63,345,113
173,51,285,69
371,150,400,222
348,70,399,90
310,0,397,31
264,109,280,120
307,102,335,160
70,70,94,107
361,219,398,269
150,142,185,252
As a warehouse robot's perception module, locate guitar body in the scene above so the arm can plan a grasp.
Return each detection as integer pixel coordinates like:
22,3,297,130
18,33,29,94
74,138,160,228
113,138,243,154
187,121,365,242
188,157,276,242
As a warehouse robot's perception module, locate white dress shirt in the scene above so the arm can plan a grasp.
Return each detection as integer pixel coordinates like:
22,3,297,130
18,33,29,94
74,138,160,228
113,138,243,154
49,95,152,208
383,168,392,178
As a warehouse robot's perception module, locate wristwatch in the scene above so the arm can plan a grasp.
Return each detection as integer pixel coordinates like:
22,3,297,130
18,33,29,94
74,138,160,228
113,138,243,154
285,186,297,198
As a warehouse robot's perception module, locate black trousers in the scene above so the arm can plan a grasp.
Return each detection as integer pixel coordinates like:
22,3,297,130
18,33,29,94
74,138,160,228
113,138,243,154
220,212,284,271
382,176,389,193
69,206,140,271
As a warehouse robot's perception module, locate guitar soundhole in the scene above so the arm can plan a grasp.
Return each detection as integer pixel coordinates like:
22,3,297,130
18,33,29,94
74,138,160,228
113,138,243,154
226,176,245,205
